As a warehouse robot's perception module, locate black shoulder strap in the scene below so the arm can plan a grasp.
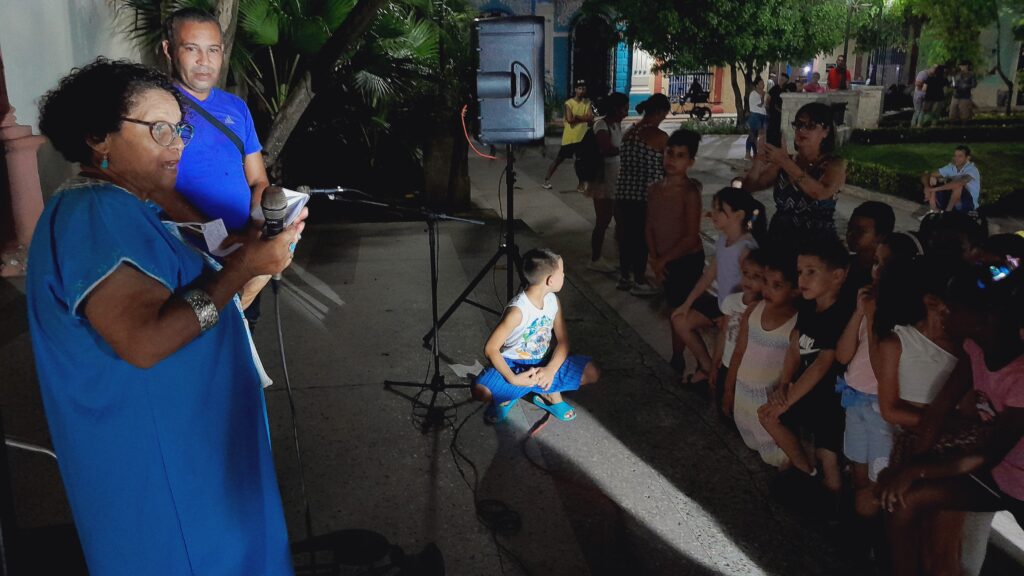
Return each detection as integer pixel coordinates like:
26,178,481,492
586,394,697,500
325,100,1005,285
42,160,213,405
187,101,245,158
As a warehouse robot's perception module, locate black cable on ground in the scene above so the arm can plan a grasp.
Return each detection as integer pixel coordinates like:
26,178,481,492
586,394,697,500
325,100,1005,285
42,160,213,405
273,280,315,551
449,403,534,576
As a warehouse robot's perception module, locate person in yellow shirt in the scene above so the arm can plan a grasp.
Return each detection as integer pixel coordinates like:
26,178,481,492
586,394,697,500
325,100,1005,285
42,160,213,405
543,79,594,191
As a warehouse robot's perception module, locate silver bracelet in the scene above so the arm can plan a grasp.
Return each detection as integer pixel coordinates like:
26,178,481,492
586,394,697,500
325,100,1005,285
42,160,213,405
183,289,219,333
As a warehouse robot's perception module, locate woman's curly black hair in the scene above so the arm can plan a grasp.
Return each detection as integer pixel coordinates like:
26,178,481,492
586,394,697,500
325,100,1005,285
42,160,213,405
38,57,185,166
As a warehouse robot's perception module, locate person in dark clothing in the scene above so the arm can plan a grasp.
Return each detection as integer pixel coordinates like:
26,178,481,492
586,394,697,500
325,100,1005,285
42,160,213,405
921,65,946,126
765,73,789,147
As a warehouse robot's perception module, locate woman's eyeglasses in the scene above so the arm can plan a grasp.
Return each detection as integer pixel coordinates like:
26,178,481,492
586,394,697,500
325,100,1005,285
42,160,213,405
790,120,825,132
120,117,194,147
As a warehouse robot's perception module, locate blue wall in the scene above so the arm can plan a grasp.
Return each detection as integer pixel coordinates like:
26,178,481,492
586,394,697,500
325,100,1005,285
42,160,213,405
553,36,569,102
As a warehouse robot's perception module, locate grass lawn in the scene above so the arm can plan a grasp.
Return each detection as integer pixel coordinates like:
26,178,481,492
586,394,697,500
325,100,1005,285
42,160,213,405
839,142,1024,201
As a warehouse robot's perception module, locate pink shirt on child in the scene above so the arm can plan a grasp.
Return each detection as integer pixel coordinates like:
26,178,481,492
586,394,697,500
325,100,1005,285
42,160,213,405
964,339,1024,500
844,317,878,394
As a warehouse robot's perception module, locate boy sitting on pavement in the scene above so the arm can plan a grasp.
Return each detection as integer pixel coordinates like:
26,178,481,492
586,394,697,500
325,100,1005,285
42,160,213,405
759,238,854,514
921,145,981,214
473,248,601,423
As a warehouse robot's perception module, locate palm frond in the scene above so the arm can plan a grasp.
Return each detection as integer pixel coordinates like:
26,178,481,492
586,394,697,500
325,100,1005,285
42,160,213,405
323,0,357,30
238,0,280,46
352,70,396,107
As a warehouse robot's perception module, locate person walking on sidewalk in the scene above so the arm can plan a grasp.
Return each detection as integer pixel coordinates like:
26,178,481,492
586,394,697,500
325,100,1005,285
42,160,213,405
615,93,669,294
586,92,628,272
543,79,593,191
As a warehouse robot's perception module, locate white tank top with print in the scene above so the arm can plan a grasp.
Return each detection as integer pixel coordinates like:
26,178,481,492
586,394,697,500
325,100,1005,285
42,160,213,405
501,291,558,360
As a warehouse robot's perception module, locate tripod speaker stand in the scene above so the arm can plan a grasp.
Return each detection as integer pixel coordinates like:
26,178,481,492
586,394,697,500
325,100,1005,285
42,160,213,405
422,145,526,350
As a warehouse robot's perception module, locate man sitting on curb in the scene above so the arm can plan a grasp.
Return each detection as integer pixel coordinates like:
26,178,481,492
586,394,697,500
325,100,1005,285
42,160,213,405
921,145,981,214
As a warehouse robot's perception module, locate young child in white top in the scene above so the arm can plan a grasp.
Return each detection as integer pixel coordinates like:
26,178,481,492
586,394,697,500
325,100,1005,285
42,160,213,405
672,187,765,387
724,250,801,467
709,249,766,406
472,248,600,423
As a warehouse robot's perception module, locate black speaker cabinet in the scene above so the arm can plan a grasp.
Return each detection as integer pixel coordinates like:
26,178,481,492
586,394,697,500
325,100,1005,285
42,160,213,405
473,16,545,144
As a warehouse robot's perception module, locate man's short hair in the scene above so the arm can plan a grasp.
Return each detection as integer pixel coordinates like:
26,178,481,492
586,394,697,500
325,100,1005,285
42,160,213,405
955,144,972,157
164,7,221,46
851,201,896,237
522,248,561,285
798,236,850,270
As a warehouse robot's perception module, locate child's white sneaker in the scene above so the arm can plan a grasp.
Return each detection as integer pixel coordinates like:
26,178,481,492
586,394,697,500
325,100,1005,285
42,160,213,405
541,180,553,190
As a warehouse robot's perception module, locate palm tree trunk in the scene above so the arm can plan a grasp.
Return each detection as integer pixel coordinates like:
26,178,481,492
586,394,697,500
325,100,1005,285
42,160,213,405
215,0,239,88
263,0,389,169
730,63,745,129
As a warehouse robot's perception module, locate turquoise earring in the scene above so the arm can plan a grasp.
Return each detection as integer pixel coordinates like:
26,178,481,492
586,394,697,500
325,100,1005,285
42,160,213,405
100,155,109,170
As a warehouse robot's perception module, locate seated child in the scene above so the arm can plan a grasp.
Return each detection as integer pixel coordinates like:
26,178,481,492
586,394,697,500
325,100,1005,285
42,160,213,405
725,249,800,467
673,187,765,385
844,200,895,292
880,263,1024,576
473,248,600,423
759,238,853,500
710,249,766,404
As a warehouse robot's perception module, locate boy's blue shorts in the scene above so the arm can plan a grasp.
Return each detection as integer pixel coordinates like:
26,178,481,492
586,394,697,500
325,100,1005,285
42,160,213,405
475,355,592,405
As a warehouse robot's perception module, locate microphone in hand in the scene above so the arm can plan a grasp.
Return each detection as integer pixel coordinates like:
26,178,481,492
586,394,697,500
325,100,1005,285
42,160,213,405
260,185,289,280
261,185,288,239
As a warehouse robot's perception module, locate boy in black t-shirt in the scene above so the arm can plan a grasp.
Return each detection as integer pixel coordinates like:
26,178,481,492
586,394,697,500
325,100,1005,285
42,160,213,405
759,239,852,498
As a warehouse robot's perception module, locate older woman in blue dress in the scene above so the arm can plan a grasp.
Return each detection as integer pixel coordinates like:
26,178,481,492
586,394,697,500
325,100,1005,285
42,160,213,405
742,102,847,248
27,58,304,575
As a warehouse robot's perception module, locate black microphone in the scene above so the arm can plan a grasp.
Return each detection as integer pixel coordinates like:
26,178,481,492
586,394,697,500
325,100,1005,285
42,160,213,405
261,185,288,281
262,185,288,238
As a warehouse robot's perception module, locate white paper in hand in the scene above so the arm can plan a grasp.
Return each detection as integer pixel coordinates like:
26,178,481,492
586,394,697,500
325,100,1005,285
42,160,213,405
250,187,311,227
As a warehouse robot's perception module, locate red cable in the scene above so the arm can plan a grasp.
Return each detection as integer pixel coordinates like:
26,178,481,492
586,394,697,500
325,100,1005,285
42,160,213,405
461,104,498,160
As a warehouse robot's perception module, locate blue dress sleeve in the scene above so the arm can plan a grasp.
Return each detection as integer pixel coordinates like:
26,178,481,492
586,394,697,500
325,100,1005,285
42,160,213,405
51,186,185,319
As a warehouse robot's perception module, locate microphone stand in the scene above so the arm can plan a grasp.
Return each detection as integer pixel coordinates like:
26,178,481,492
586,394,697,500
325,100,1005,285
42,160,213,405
321,192,483,432
422,144,525,350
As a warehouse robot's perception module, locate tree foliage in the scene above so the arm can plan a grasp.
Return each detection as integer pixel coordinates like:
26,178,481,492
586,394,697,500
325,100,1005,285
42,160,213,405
598,0,847,122
852,0,907,54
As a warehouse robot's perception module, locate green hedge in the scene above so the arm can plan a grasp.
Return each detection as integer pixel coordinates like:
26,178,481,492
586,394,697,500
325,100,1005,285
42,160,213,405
851,126,1022,144
844,161,924,203
845,159,1014,205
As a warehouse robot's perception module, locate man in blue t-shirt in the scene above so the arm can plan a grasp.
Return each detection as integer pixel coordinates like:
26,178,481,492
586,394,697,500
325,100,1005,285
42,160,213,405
921,144,982,213
162,8,269,233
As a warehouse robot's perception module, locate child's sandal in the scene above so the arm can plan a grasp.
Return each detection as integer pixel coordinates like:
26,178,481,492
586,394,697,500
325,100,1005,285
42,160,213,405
484,399,518,424
531,395,577,421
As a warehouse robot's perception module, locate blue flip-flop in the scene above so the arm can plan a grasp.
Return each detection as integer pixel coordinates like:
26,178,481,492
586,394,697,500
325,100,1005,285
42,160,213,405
531,395,576,421
484,399,518,424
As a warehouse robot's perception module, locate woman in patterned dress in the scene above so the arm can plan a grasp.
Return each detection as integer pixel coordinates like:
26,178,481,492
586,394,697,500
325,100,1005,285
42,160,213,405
742,102,847,250
615,93,670,293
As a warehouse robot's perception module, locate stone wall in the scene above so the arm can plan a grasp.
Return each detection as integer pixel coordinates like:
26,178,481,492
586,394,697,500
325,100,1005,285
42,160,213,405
780,86,883,148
